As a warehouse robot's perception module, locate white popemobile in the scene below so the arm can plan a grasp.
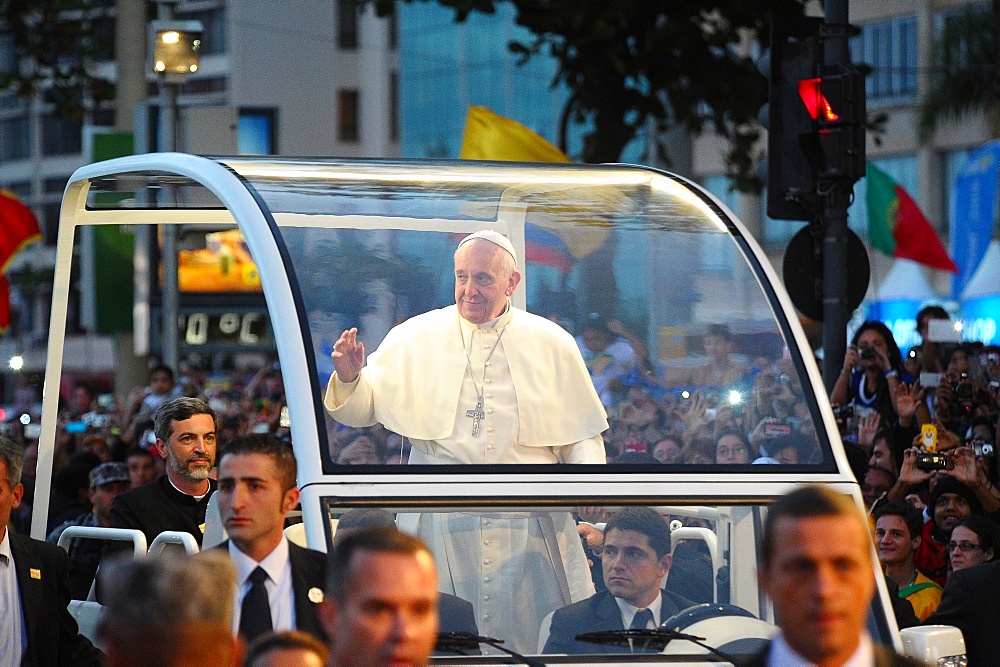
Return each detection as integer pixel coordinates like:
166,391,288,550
36,153,964,665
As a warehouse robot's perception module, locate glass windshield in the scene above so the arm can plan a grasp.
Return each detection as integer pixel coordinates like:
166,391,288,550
222,160,832,473
316,497,892,661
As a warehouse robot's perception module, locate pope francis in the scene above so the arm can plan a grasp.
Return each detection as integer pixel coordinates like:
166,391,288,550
324,230,609,652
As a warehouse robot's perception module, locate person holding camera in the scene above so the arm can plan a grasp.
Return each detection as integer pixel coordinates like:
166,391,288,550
879,429,999,585
830,321,903,427
932,346,997,436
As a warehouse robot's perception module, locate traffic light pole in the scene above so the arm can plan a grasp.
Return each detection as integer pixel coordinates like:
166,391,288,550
820,0,852,394
821,183,851,393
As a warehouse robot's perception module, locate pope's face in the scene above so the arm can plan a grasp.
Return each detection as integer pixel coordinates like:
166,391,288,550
454,240,520,324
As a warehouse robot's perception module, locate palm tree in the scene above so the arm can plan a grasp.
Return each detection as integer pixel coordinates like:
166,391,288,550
917,0,1000,140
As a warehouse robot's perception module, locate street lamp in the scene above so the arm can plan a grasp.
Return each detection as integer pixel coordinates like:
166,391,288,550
150,21,203,84
148,14,202,372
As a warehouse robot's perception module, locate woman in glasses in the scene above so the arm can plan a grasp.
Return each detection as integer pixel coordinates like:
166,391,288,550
948,515,998,575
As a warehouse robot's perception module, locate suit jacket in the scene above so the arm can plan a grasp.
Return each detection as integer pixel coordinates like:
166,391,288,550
925,558,1000,666
737,639,924,667
10,532,103,667
108,475,217,549
543,588,693,654
439,592,478,634
217,540,327,641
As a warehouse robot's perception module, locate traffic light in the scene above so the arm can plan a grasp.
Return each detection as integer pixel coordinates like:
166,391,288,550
765,16,824,221
797,66,866,182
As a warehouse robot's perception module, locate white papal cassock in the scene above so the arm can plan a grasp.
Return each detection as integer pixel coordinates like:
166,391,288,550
324,304,608,653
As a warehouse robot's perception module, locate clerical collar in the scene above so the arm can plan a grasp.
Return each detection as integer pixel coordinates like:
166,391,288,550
166,474,211,500
479,301,513,329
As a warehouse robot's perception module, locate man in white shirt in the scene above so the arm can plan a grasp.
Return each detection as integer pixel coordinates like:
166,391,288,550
749,485,922,667
215,433,326,642
324,230,608,652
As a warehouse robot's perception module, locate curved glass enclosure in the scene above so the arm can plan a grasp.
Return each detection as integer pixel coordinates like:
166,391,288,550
42,154,908,664
67,155,837,476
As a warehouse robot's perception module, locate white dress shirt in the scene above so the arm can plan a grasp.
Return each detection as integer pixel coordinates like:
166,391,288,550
0,529,26,664
229,537,296,635
615,591,664,629
768,631,875,667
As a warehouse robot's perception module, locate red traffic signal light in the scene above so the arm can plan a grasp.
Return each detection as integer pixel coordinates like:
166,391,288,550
798,78,840,122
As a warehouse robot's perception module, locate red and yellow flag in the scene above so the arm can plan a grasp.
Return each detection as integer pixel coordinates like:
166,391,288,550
0,190,41,331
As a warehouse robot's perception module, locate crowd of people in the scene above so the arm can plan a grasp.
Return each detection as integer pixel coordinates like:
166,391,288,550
2,224,996,664
2,360,289,539
827,307,1000,665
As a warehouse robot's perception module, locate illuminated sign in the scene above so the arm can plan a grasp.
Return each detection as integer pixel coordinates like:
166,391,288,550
151,307,273,351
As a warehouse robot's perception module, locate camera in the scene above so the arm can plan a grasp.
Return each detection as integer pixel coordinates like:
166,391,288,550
915,452,949,471
974,441,995,458
952,376,975,416
833,405,854,420
858,346,876,361
764,422,791,436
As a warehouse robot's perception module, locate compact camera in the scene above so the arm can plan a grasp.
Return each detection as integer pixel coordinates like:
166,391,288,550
972,440,995,458
858,346,876,361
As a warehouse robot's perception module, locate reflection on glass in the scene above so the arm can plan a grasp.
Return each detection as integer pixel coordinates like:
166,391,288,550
323,501,785,658
261,170,828,470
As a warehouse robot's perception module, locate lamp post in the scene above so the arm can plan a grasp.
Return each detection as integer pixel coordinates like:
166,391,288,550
148,4,202,372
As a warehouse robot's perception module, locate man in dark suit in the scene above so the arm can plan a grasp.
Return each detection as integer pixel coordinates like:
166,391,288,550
215,433,326,642
743,485,922,667
925,557,1000,665
543,506,694,654
106,397,219,552
0,436,102,666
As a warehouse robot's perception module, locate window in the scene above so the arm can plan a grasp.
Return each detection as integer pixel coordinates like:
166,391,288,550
238,108,277,155
850,15,918,105
42,114,83,156
178,7,227,55
0,116,30,160
338,0,358,49
338,89,359,142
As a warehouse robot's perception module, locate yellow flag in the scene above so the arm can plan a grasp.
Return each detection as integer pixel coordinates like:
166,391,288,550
459,105,572,163
458,106,610,260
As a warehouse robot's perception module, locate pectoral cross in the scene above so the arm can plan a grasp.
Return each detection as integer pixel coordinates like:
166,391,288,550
466,395,485,437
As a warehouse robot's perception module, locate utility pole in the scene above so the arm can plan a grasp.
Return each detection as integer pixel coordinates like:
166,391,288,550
820,0,852,392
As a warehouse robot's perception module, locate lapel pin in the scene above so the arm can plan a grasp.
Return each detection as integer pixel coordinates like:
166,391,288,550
29,568,41,580
308,587,323,603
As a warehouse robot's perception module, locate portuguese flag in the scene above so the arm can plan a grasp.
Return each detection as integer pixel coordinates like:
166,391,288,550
866,162,958,272
0,189,42,331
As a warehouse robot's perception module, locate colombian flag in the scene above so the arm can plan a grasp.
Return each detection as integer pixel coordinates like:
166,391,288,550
458,105,610,272
0,190,42,331
866,162,957,273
